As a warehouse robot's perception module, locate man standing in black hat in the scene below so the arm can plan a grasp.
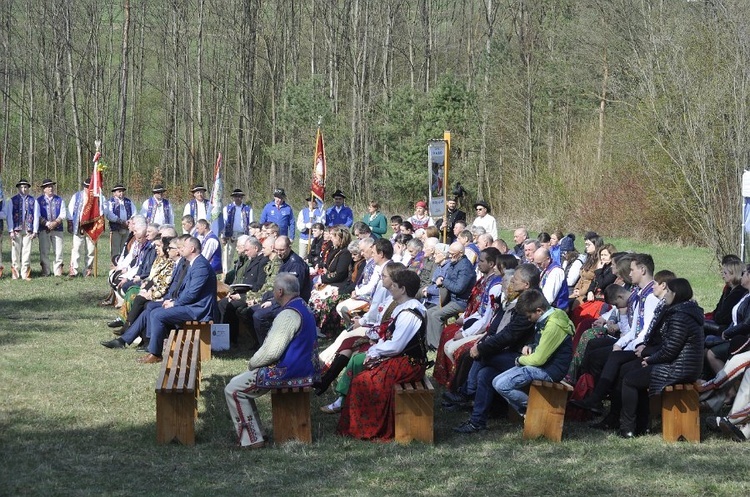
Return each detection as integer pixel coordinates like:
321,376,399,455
222,188,253,274
325,189,353,228
471,200,498,240
36,179,66,276
7,179,39,279
259,188,295,240
107,183,135,259
296,195,324,259
183,184,211,223
140,184,174,226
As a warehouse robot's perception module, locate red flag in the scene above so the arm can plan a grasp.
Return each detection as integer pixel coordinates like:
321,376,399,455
80,145,105,242
311,127,326,203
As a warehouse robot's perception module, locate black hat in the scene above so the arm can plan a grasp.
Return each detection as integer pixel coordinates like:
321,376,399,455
230,188,245,197
39,179,56,188
83,178,91,188
152,184,166,193
304,195,314,202
273,188,286,198
559,235,576,253
190,184,207,193
331,189,346,199
473,200,490,213
16,179,31,188
111,183,126,192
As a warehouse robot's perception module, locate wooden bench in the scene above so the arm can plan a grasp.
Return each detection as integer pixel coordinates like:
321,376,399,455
394,376,435,444
183,320,212,362
523,380,573,442
270,387,313,444
155,328,201,445
653,383,700,443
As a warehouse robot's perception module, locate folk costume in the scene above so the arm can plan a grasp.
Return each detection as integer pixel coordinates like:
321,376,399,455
337,299,428,440
107,184,135,259
7,180,39,279
222,190,253,274
225,296,320,447
296,200,324,258
36,179,66,276
140,186,174,226
68,183,107,277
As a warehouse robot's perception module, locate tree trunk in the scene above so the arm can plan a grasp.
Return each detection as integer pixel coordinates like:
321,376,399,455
117,0,131,182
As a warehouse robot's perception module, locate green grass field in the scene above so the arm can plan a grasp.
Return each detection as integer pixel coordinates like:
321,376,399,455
2,236,750,496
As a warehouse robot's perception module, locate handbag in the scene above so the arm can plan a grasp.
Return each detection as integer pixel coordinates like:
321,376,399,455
439,287,451,307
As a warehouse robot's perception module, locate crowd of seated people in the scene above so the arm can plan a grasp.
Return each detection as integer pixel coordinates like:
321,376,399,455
93,188,750,445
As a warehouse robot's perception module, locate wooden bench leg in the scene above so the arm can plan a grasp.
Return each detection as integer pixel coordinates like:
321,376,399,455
271,390,312,444
395,388,434,444
661,388,700,442
156,392,197,445
523,383,570,442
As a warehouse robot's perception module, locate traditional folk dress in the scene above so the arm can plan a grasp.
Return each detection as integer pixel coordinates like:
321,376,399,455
433,272,502,387
337,299,428,441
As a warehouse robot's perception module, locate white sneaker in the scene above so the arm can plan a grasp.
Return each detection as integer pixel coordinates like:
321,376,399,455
132,336,142,347
320,396,343,414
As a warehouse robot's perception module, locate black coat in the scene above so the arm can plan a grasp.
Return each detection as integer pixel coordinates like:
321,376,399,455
712,284,748,327
320,247,353,285
645,300,704,395
242,254,269,292
476,304,536,357
722,294,750,339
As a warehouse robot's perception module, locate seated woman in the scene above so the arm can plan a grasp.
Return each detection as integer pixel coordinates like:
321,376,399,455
318,262,404,368
569,234,603,312
329,270,429,441
704,256,746,337
309,237,362,338
313,226,352,288
392,233,413,265
704,263,750,379
617,278,704,438
422,243,451,308
548,230,564,266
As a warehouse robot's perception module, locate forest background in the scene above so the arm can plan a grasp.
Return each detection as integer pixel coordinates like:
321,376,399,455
1,0,748,259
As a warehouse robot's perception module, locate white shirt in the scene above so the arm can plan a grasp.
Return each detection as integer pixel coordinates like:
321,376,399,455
471,214,498,239
366,299,425,359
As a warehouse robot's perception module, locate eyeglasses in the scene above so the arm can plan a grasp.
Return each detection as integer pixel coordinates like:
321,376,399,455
476,207,485,211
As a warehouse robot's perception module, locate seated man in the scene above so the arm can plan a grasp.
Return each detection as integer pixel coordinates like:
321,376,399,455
534,247,569,310
425,242,476,349
492,288,574,418
224,274,320,448
219,237,269,346
136,236,218,364
450,263,539,433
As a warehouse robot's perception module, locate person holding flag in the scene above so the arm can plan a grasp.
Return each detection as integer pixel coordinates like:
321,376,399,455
69,144,108,277
7,179,39,280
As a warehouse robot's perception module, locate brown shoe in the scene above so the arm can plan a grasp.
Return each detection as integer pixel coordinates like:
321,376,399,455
136,354,162,364
0,266,4,278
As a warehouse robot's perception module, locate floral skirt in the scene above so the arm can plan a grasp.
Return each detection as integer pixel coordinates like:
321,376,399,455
337,355,425,441
309,287,348,338
433,322,461,387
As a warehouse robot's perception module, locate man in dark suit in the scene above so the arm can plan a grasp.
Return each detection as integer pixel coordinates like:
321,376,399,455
137,236,218,364
218,237,269,346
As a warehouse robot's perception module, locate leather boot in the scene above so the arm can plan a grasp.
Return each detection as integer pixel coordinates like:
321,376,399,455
314,354,350,396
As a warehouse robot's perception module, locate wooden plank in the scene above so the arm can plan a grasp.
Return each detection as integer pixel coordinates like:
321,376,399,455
661,384,700,443
271,389,312,444
155,329,177,393
186,330,200,395
394,376,434,444
174,329,188,393
523,382,570,442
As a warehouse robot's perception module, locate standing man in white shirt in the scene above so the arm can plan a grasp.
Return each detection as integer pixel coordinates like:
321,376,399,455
36,179,66,277
141,184,174,226
471,200,498,240
296,195,324,259
183,184,211,223
7,179,39,280
222,188,253,274
107,183,135,260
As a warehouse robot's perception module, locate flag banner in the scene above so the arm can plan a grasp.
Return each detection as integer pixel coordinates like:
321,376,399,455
210,153,224,236
428,140,446,216
311,128,326,203
80,144,105,242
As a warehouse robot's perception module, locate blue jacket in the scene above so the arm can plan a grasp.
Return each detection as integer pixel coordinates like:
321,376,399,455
173,255,218,322
443,255,476,303
325,205,353,227
260,201,295,240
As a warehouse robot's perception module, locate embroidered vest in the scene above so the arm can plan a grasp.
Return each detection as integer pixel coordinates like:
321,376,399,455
204,232,223,273
541,262,570,310
384,307,428,363
189,199,210,220
109,197,134,231
256,297,321,388
146,197,172,224
224,203,251,238
11,194,36,232
37,195,63,232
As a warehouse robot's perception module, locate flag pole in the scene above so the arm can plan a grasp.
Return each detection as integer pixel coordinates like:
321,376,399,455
93,140,101,277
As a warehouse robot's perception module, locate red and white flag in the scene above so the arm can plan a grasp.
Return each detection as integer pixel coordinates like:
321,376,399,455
311,127,326,203
80,143,105,242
